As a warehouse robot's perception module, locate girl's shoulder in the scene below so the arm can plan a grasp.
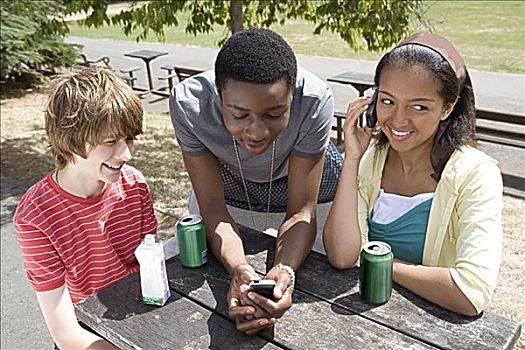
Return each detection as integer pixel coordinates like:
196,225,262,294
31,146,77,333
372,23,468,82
442,146,501,187
448,146,499,172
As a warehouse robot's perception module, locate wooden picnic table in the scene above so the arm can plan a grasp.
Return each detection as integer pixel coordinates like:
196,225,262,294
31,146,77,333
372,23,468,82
327,71,375,96
75,226,521,349
124,50,168,92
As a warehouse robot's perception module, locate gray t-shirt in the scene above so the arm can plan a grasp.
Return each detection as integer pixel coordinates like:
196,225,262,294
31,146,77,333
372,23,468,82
169,67,334,183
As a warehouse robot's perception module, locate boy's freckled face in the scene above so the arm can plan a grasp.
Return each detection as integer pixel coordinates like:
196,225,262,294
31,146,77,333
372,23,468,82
73,138,135,184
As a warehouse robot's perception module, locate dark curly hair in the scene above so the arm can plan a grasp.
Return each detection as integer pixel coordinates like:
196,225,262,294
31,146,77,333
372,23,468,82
215,28,297,93
373,44,477,152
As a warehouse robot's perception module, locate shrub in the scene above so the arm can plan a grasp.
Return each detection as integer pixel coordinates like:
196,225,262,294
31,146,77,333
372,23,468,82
0,0,81,81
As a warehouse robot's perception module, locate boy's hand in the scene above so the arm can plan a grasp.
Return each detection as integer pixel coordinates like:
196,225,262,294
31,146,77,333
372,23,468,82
227,263,277,335
237,265,293,335
247,266,293,319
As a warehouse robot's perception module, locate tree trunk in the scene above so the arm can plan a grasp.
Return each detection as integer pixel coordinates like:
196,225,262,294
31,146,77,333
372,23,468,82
229,0,244,33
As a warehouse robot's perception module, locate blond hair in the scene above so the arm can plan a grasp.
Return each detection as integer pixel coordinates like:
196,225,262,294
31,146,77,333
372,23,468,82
45,66,144,169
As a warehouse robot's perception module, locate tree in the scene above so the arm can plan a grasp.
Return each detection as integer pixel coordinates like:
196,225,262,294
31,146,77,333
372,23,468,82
64,0,426,51
0,0,81,81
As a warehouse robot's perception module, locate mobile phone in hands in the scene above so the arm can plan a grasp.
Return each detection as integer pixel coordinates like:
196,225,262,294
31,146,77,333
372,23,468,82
365,89,378,128
248,279,276,300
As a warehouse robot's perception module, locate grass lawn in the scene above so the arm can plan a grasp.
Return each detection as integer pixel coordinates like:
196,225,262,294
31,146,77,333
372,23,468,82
67,0,525,73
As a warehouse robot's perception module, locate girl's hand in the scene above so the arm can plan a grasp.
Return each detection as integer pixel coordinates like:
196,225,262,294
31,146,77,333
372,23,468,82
343,97,374,161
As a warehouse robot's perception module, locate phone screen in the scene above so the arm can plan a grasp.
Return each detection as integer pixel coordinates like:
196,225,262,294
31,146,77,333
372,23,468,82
365,89,378,128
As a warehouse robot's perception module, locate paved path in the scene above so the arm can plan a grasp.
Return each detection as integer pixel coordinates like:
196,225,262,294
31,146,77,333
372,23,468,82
1,173,52,349
68,37,525,115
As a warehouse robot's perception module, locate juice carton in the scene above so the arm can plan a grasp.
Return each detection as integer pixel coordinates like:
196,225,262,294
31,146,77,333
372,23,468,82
134,234,171,306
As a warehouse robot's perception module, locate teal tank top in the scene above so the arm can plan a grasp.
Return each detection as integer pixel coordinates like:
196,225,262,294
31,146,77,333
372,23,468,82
368,198,433,264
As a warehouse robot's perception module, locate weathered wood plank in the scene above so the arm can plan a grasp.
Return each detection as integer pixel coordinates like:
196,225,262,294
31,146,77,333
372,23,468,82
167,255,435,349
75,225,520,349
238,225,522,350
75,272,280,350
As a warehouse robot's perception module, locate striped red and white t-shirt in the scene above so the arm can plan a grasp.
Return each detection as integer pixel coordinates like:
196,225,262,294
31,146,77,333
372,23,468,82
14,165,157,303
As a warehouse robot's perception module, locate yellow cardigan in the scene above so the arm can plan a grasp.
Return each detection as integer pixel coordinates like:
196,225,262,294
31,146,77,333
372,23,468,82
357,145,503,313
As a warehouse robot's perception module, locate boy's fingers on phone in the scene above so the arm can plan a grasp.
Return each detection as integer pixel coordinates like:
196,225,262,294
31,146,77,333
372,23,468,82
236,317,274,335
240,270,259,284
273,285,283,299
248,291,268,305
239,283,251,293
242,294,269,317
245,323,274,336
229,303,254,313
228,305,255,319
240,294,259,308
248,292,277,315
228,296,239,308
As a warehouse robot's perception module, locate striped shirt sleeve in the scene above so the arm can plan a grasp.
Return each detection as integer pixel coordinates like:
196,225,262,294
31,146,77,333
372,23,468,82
14,201,66,292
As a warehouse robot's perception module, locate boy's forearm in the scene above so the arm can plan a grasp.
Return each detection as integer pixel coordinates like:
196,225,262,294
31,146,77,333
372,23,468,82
278,153,324,271
274,209,317,271
204,212,248,274
37,287,119,350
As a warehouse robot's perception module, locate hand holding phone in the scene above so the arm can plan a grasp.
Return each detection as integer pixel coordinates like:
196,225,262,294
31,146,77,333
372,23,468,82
248,279,276,300
365,89,378,128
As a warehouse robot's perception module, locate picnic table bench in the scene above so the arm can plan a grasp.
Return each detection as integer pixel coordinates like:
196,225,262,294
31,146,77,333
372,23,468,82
151,66,205,97
75,225,521,349
327,71,525,149
77,53,111,68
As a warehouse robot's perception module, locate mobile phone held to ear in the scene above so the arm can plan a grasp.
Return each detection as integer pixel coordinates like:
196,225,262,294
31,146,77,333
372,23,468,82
365,89,378,128
248,279,276,299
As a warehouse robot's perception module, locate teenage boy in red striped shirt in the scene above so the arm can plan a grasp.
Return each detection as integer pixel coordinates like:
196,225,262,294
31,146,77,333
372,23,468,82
13,66,157,349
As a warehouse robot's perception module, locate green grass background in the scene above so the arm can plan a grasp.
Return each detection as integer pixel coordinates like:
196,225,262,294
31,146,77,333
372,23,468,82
68,0,525,73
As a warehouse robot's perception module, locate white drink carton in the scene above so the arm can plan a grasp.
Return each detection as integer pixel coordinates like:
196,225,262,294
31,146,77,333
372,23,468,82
134,234,171,306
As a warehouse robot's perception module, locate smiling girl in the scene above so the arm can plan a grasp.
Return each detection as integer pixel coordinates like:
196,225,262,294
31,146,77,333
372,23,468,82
323,33,503,316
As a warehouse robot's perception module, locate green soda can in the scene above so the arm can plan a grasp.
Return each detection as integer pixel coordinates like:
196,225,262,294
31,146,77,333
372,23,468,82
176,214,208,267
359,241,394,304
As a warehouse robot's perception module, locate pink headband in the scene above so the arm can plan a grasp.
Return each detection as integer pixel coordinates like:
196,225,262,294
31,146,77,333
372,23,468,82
395,33,467,90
